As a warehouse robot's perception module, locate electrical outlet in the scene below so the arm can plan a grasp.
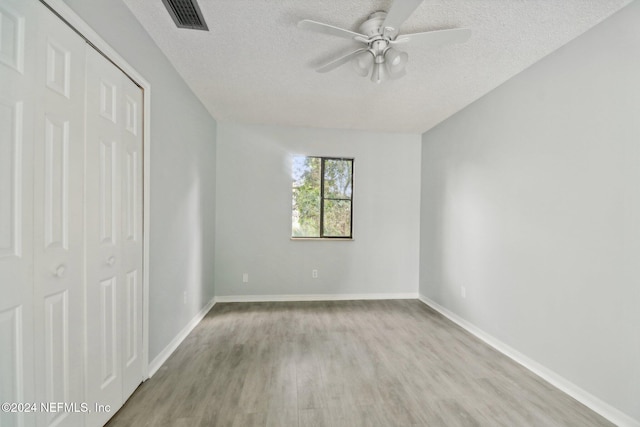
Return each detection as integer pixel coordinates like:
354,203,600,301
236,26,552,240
312,269,318,279
242,273,249,283
461,286,466,299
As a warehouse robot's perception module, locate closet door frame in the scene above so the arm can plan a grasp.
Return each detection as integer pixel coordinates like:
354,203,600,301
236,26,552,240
41,0,152,380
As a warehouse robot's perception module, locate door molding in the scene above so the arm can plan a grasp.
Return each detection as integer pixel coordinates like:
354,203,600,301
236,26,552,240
40,0,152,380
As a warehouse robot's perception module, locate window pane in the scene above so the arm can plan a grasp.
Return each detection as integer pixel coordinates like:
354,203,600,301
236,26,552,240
323,159,352,199
292,156,321,237
323,200,351,237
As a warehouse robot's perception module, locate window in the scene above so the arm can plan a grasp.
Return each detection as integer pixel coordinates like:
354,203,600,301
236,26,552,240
291,156,354,239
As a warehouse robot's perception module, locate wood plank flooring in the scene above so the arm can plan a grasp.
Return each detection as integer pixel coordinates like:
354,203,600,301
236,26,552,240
105,300,614,427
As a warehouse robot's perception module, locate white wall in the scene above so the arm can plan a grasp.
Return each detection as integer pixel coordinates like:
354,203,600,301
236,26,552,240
215,123,421,298
420,2,640,423
61,0,218,361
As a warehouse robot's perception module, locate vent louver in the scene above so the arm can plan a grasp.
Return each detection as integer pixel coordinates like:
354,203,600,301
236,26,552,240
161,0,209,31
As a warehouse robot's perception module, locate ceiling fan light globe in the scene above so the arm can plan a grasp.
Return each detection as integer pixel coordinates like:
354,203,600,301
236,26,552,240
385,47,400,66
352,50,374,77
384,48,408,77
386,64,407,80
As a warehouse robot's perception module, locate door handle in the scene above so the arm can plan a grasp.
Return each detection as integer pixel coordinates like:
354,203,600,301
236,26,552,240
53,264,66,278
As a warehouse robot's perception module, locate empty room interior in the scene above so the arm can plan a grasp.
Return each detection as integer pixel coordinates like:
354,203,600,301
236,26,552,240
1,0,639,426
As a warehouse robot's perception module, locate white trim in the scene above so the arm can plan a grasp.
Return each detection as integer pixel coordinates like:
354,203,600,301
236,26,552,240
141,68,151,381
147,298,216,378
418,295,640,427
42,0,153,380
215,293,418,303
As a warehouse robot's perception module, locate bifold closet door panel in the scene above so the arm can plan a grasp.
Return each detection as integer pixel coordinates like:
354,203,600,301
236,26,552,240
120,74,144,400
0,0,37,425
32,1,87,426
85,47,124,427
85,46,144,427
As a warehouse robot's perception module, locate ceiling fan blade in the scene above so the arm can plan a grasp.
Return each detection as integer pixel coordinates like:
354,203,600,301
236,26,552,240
392,28,472,47
382,0,423,33
316,48,369,73
298,19,367,41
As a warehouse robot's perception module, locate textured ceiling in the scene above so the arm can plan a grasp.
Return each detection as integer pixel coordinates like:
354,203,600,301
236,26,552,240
123,0,632,133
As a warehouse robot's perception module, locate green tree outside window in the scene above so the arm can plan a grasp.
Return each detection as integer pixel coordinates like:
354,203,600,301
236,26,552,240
292,156,353,238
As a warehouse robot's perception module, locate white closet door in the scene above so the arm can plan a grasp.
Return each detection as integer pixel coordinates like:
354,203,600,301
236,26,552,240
85,47,144,427
0,0,36,426
31,2,87,426
1,3,145,426
120,73,144,400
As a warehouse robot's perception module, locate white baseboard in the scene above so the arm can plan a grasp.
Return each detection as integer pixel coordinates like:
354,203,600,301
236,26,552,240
418,294,640,427
215,293,418,303
147,297,216,378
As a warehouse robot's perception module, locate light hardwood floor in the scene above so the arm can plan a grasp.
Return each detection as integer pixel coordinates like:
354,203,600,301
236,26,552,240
105,300,614,427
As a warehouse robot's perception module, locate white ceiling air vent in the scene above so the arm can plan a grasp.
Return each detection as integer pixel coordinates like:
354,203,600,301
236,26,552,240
161,0,209,31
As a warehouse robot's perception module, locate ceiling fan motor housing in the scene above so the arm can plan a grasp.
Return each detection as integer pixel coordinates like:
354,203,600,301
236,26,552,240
359,11,388,37
359,13,394,61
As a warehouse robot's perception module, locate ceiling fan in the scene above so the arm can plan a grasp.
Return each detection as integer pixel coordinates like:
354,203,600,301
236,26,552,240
298,0,472,83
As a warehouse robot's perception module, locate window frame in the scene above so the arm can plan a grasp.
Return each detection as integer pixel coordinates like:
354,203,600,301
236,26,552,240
291,156,354,240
